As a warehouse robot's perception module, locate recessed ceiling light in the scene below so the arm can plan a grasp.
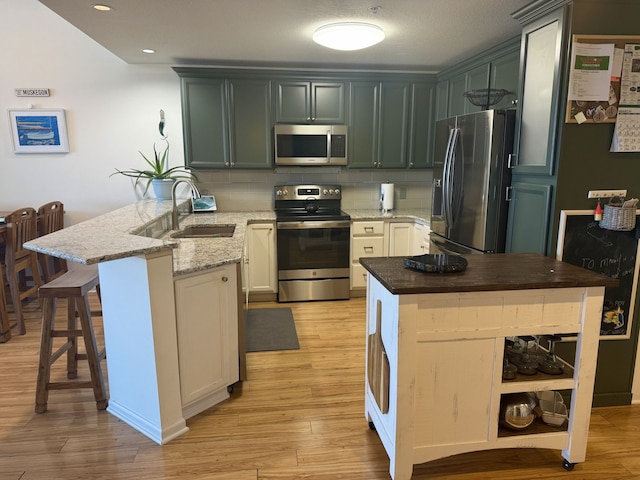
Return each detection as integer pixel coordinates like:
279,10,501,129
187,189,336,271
313,22,385,51
92,4,112,11
142,49,156,54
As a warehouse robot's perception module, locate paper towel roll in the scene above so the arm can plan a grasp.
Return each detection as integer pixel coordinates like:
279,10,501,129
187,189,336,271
380,183,394,212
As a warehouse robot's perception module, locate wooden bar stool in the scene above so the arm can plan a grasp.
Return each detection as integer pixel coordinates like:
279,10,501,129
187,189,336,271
35,265,107,413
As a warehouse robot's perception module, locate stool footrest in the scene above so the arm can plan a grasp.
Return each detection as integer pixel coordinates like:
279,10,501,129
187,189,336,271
47,381,94,390
51,329,83,338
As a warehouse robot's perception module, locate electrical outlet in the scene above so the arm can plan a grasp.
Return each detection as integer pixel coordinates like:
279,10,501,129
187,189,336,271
587,189,627,199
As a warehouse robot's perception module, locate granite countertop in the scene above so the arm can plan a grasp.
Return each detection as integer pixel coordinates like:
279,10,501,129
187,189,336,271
360,254,619,295
25,199,276,276
345,208,430,224
24,202,429,278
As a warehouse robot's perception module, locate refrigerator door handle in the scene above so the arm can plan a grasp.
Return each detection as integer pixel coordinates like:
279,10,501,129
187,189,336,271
443,127,460,229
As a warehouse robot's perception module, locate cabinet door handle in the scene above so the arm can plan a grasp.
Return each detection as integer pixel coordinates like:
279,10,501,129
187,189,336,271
222,276,229,282
364,246,374,253
364,226,374,233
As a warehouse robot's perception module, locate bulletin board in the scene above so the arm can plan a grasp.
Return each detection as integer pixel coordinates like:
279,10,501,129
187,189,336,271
557,210,640,339
565,34,640,124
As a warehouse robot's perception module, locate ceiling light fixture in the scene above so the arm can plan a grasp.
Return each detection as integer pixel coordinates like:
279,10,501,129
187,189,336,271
312,22,385,51
92,4,112,11
142,49,156,54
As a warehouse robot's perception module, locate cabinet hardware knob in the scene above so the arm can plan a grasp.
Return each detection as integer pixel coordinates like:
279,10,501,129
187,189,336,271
222,276,229,282
225,162,230,166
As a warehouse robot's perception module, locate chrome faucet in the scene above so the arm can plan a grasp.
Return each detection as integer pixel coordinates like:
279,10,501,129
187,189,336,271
171,179,201,230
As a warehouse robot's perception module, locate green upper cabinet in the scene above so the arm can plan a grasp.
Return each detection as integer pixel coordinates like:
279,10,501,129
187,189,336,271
349,81,410,169
178,72,273,169
227,78,273,169
437,37,520,119
512,8,566,176
408,83,436,169
435,81,449,121
349,81,378,169
180,77,229,169
175,67,436,170
275,80,346,124
489,49,520,110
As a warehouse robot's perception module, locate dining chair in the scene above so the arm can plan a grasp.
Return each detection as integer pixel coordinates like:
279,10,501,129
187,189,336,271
2,207,42,335
37,201,68,282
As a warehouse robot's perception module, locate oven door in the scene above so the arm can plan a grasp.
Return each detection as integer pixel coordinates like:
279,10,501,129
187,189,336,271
276,220,350,279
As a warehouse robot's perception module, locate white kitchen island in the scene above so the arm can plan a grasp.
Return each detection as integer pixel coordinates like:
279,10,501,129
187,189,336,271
25,200,275,444
360,254,618,480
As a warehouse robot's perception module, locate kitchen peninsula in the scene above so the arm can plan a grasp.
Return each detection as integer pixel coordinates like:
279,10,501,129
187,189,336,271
25,200,275,445
360,254,618,480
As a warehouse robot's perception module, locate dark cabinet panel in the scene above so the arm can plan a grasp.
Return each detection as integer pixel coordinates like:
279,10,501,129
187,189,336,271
505,181,553,254
408,83,435,169
348,81,412,169
490,49,520,110
180,76,272,169
348,81,378,168
275,80,345,124
181,78,228,169
378,82,410,169
228,79,273,169
436,38,520,119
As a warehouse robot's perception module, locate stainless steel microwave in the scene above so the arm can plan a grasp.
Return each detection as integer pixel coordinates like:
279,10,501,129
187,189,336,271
274,124,348,166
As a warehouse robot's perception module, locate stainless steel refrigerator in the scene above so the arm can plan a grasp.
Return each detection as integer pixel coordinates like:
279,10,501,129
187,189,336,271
430,109,516,255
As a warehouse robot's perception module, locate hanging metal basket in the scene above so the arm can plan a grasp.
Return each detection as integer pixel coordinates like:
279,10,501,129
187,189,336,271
463,88,512,110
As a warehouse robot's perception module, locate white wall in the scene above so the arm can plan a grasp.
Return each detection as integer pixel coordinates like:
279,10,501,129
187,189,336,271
0,0,433,223
0,0,184,225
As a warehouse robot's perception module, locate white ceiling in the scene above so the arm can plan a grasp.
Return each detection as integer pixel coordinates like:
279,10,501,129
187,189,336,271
39,0,532,72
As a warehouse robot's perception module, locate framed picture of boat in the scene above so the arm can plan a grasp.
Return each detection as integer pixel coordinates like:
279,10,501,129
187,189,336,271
8,109,69,153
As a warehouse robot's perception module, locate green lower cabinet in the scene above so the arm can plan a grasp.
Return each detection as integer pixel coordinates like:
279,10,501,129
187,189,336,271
505,181,553,254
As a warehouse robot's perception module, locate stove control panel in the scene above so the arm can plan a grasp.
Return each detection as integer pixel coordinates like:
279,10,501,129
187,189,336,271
275,185,342,201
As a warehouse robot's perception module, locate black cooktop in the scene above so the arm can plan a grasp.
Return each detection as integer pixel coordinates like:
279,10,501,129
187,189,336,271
276,208,351,222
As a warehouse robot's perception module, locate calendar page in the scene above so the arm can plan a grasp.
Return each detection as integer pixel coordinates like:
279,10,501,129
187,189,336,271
611,44,640,152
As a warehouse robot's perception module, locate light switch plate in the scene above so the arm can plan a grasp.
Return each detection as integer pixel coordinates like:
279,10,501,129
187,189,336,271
587,189,627,199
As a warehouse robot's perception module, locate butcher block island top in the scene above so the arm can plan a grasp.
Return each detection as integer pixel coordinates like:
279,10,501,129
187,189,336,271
360,253,619,294
361,253,618,480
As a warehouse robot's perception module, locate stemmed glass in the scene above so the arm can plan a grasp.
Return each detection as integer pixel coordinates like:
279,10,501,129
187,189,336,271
537,335,564,375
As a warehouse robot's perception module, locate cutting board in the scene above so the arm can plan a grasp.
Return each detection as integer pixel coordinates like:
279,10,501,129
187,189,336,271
367,300,389,414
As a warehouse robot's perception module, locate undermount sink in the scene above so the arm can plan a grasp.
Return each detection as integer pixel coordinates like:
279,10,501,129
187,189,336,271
171,224,236,238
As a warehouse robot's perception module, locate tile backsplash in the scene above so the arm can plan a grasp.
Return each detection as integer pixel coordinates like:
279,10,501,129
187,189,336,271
193,168,433,212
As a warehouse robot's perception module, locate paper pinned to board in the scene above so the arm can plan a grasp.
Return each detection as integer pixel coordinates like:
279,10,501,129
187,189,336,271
568,42,615,101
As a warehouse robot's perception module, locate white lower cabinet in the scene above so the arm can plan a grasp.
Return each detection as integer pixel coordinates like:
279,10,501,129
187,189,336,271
388,222,414,257
351,220,387,290
413,222,430,254
245,222,277,296
174,263,239,419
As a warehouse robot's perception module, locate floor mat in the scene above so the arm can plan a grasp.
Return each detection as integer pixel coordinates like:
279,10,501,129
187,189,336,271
245,307,300,352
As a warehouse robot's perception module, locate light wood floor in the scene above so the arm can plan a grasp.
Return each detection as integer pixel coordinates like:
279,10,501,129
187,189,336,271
2,294,640,479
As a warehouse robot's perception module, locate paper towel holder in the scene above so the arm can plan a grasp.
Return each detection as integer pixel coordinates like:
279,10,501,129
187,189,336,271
380,182,394,212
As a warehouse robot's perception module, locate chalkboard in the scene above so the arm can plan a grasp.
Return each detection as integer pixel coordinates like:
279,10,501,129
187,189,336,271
557,210,640,339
